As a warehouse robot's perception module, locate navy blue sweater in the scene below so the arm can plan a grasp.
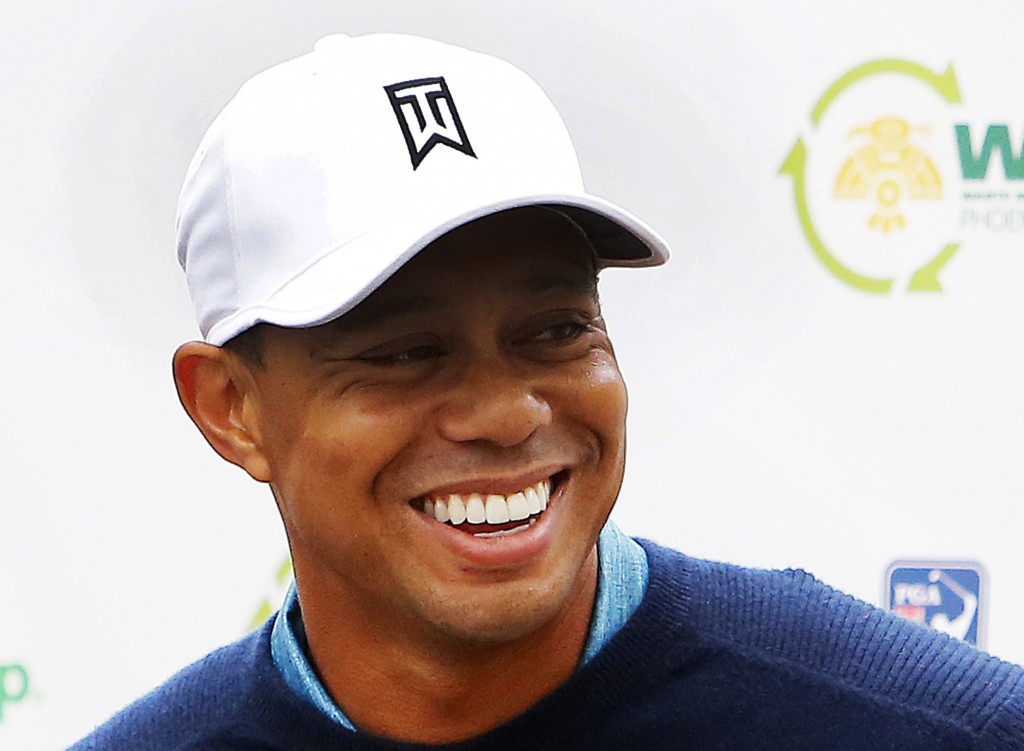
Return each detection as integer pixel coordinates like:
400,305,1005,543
70,541,1024,750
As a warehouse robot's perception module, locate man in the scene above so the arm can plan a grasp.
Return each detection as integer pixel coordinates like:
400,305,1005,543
72,33,1024,750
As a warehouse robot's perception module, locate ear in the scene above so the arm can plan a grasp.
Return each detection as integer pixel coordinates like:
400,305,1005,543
172,341,272,483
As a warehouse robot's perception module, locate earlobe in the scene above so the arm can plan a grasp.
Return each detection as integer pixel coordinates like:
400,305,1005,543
172,342,273,482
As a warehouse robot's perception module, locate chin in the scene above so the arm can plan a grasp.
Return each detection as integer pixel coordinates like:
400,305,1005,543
421,559,594,647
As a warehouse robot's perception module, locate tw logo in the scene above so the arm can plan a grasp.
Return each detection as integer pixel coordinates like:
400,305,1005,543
384,77,476,170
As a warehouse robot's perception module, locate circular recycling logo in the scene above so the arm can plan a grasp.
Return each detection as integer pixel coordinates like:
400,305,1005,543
781,60,965,293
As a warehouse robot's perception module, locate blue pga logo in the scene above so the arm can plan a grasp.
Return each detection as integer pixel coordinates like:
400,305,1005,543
0,663,30,722
886,562,985,647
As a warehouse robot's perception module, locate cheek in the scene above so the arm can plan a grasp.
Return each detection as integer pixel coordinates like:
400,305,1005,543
269,416,408,571
548,353,628,489
562,357,627,535
266,397,421,519
582,355,629,435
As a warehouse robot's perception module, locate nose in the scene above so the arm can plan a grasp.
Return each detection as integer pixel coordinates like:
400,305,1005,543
436,357,552,447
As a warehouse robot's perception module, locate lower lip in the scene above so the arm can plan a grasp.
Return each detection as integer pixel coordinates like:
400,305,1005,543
415,485,564,569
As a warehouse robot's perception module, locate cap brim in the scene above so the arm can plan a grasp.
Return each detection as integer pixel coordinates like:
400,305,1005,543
205,192,669,345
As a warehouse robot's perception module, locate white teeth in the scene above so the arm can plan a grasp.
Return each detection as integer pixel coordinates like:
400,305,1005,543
423,478,555,528
524,486,541,515
507,492,530,521
485,494,511,524
448,495,466,525
466,494,486,524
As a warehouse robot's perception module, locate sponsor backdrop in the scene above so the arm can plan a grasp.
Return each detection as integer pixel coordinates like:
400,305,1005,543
4,1,1023,747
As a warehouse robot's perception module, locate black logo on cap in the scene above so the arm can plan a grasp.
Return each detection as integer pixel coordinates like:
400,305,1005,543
384,77,476,170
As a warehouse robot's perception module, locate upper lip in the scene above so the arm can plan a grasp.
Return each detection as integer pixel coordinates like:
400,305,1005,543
414,466,567,501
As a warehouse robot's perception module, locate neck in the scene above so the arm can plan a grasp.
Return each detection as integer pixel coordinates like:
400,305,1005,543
295,548,598,744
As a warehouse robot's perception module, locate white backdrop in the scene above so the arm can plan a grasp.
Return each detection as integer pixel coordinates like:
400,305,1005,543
4,2,1024,747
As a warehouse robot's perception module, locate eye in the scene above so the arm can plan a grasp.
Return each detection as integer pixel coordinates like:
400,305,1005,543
532,320,590,343
356,340,447,366
514,311,602,357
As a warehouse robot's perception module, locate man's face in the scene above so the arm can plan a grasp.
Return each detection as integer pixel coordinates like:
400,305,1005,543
247,208,628,645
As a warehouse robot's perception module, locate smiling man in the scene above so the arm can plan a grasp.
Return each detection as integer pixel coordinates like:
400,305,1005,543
189,209,630,742
70,32,1024,751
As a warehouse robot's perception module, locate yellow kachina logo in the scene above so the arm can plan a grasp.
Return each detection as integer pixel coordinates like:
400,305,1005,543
781,60,965,294
834,117,943,233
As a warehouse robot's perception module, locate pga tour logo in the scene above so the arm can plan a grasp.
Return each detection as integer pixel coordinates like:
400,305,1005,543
385,77,476,169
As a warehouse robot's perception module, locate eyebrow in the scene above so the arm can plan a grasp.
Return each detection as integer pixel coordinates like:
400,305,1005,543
331,294,442,332
521,270,598,299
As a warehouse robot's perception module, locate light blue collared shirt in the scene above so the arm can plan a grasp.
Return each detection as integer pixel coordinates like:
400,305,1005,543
270,520,649,731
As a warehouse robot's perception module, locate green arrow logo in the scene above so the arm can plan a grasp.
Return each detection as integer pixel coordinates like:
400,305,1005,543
780,140,894,293
781,59,962,293
811,60,962,125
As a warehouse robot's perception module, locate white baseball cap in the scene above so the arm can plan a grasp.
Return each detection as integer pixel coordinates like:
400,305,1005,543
177,33,669,345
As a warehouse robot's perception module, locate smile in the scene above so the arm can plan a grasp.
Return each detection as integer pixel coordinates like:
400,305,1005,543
418,479,552,538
